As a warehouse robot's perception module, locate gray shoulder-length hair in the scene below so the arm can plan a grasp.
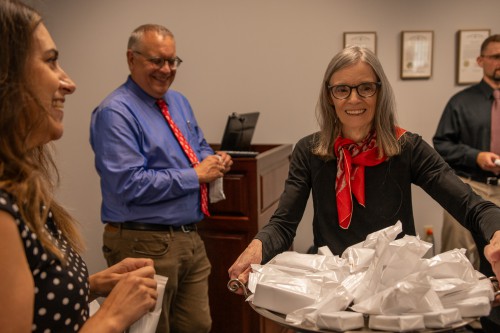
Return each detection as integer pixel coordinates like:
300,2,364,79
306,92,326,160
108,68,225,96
313,46,401,160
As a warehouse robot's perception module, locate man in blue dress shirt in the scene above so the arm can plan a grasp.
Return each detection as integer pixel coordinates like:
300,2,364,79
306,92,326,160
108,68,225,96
90,24,232,333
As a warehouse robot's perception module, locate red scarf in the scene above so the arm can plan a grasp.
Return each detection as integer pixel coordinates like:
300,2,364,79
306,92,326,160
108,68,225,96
334,127,406,229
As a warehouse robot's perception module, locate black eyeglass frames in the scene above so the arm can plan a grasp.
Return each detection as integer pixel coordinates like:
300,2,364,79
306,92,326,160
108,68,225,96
327,82,381,100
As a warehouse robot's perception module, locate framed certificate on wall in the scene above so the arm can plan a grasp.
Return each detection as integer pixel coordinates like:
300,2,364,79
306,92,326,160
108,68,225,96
456,29,490,85
400,31,433,79
344,32,377,54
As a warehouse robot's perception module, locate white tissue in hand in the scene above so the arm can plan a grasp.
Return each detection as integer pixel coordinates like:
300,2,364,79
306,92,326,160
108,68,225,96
209,177,225,203
127,275,168,333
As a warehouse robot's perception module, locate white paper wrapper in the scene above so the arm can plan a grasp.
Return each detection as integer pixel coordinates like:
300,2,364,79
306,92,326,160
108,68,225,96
451,296,491,318
252,279,318,314
249,221,493,329
316,311,364,331
209,177,225,203
268,252,329,271
285,285,353,326
439,276,494,306
422,308,462,328
351,274,443,315
317,245,334,256
369,314,425,332
88,299,100,317
252,272,323,314
127,274,168,333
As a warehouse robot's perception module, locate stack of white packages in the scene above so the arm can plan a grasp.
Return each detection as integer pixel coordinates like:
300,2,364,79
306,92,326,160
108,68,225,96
248,221,494,332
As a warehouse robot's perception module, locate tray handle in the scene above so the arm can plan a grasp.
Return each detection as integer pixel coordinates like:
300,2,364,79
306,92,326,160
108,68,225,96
227,278,251,298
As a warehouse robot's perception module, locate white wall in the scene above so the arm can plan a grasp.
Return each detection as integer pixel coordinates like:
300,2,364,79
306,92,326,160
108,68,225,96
28,0,500,274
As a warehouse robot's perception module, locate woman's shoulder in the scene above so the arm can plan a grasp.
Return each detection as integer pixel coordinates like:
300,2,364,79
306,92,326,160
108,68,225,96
0,189,19,218
296,132,320,148
399,130,424,146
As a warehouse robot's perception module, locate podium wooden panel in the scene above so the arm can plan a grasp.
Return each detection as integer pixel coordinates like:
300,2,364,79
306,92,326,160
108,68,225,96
198,144,293,333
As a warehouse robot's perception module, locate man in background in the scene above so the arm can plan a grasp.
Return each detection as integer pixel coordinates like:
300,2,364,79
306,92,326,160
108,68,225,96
433,34,500,332
90,24,232,333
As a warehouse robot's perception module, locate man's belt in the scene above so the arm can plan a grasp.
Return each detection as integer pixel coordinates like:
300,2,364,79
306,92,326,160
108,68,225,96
107,221,197,233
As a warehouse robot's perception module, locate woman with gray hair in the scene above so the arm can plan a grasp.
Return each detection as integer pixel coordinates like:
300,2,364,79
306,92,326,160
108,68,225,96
229,46,500,292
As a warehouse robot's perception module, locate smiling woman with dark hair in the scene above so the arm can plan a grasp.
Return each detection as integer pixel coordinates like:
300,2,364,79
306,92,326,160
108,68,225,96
0,1,158,332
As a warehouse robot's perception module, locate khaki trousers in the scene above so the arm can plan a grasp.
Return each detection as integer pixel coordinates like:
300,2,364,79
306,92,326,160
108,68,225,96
103,225,212,333
441,177,500,270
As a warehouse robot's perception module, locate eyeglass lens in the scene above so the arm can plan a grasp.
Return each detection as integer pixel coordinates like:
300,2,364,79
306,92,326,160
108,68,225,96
149,57,182,69
330,82,379,99
482,54,500,61
133,51,182,69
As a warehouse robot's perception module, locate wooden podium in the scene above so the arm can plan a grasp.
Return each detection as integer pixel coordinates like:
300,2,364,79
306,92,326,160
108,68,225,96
198,144,293,333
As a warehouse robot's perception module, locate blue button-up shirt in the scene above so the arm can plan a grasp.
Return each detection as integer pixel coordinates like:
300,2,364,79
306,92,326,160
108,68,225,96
90,76,214,226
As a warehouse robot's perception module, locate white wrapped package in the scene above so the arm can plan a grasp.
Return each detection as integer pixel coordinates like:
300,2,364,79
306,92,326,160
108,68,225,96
352,235,424,303
341,247,374,273
268,252,329,271
440,277,494,307
351,274,443,315
356,220,403,250
262,264,312,277
252,275,321,314
392,234,433,258
316,311,364,331
285,285,353,326
317,245,334,256
422,308,462,328
247,263,304,294
423,249,477,282
369,314,425,332
451,296,491,318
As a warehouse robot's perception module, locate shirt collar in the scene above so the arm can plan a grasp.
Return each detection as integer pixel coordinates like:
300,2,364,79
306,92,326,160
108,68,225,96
125,75,169,108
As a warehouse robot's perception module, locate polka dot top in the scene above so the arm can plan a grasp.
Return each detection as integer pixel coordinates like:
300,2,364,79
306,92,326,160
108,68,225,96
0,190,90,332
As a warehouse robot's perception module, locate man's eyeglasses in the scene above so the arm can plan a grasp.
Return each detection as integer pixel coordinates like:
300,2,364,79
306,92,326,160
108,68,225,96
481,54,500,61
133,50,183,69
328,82,381,100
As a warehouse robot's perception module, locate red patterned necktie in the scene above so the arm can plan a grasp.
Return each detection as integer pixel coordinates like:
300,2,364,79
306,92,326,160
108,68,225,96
157,99,210,216
490,90,500,155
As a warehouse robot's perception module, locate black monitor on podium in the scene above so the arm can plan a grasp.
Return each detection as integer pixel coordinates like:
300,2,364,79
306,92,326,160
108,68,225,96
219,112,259,156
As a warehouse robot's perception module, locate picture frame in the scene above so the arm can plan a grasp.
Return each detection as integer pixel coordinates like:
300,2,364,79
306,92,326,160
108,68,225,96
400,31,433,79
343,32,377,54
456,29,490,85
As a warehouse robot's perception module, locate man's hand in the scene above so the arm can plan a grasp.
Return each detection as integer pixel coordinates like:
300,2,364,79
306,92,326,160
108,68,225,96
195,155,225,183
216,151,233,173
477,152,500,175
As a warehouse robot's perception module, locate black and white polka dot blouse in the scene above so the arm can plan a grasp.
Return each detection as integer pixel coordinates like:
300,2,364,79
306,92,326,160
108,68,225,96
0,190,90,332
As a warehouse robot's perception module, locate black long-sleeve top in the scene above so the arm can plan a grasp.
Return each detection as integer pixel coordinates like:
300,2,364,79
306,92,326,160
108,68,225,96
255,132,500,265
432,80,496,180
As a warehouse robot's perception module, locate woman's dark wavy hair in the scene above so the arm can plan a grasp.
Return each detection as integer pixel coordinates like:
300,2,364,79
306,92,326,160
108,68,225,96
0,0,83,259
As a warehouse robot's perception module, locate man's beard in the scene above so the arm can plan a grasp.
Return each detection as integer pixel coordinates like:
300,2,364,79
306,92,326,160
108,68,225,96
492,69,500,82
